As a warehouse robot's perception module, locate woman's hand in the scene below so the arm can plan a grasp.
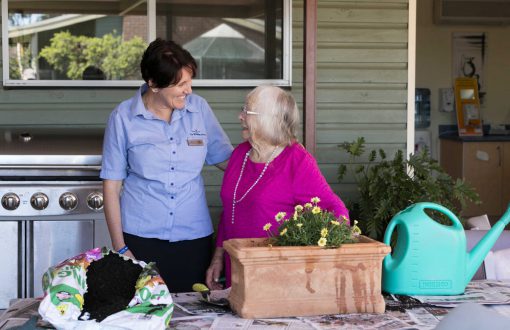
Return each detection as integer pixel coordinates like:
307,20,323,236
206,248,224,290
206,261,223,290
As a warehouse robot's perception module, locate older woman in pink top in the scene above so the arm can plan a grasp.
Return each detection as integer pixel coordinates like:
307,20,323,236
205,85,349,289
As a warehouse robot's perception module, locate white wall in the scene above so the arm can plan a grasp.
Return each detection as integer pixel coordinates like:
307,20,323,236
416,0,510,160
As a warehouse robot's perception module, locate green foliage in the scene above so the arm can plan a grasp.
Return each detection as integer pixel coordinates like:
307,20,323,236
338,137,480,241
39,31,147,80
264,197,360,248
9,41,33,79
9,61,21,79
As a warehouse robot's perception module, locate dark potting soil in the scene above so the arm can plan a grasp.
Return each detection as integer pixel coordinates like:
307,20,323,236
80,252,143,322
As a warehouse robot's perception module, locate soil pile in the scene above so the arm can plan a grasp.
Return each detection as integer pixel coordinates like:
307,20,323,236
80,253,142,322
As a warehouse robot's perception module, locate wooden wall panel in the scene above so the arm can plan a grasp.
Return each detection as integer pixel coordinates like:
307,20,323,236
293,46,407,63
317,128,406,144
295,25,407,43
294,1,408,20
294,63,408,84
315,144,405,164
294,0,410,206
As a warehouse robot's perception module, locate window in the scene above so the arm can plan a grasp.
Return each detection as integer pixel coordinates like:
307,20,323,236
1,0,291,87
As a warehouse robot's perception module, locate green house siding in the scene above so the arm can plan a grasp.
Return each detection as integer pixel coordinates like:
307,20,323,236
0,0,410,224
294,0,409,204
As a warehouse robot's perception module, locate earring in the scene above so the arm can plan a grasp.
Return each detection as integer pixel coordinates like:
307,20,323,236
151,87,159,93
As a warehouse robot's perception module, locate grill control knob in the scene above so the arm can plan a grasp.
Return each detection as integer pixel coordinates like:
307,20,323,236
87,192,104,210
59,192,78,211
2,193,20,211
31,193,49,210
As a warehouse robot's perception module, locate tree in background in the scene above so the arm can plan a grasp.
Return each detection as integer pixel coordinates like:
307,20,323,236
40,31,146,80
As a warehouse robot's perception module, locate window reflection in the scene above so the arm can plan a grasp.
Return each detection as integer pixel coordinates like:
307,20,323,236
6,0,147,81
3,0,288,86
155,0,283,80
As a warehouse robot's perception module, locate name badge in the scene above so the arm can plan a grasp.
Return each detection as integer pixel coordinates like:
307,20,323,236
187,138,204,146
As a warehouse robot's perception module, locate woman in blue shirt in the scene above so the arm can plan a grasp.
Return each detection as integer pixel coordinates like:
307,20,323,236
100,39,233,292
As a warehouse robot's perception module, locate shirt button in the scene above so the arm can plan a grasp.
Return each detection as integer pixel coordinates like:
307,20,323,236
170,212,173,215
171,167,175,170
172,151,176,154
171,196,175,199
170,137,173,141
170,182,174,186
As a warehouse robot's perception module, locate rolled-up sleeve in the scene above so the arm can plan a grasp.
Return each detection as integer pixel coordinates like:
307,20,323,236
100,109,128,180
201,102,233,165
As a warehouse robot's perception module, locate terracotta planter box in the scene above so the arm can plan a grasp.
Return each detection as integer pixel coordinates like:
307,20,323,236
223,236,391,319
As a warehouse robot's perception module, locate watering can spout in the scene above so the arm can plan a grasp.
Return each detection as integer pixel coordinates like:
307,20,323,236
466,204,510,285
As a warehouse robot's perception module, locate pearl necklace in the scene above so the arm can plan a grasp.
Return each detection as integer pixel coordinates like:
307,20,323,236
231,146,279,224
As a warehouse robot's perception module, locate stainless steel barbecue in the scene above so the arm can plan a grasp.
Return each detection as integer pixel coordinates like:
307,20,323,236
0,128,110,308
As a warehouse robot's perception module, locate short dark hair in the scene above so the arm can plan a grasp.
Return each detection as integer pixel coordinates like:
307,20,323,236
140,38,197,88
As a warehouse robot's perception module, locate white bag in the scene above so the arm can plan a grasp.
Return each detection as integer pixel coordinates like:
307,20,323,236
38,247,173,330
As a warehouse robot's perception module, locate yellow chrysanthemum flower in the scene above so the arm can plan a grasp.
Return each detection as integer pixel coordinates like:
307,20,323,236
293,211,298,221
311,196,321,204
263,223,272,231
280,228,288,236
318,237,327,247
275,212,286,222
296,223,303,228
321,228,328,237
295,205,304,212
304,203,312,209
331,220,340,226
312,206,321,214
342,215,349,223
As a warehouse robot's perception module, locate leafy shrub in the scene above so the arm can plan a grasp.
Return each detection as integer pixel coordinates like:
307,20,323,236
337,137,480,241
40,31,146,80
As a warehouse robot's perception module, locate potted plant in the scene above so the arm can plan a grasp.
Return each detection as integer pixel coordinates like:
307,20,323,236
223,198,391,319
337,137,480,241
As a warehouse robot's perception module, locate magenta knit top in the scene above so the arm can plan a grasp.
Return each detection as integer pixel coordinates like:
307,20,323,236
216,141,349,286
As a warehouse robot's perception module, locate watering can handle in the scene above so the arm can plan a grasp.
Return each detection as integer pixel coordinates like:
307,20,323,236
383,217,401,269
417,202,463,230
383,217,400,246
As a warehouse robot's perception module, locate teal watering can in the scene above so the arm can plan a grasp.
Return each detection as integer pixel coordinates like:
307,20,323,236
382,202,510,295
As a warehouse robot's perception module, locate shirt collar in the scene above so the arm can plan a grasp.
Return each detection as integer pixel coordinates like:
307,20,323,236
130,83,152,120
130,83,198,120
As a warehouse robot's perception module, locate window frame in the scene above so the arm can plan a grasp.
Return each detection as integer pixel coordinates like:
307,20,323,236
1,0,292,88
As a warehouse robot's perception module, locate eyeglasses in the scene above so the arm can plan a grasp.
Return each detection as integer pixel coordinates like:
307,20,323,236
241,105,260,115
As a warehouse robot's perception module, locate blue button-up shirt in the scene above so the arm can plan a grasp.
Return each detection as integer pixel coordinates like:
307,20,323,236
100,84,233,241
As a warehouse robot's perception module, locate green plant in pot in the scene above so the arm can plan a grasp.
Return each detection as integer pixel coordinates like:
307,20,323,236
337,137,480,241
263,197,361,248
